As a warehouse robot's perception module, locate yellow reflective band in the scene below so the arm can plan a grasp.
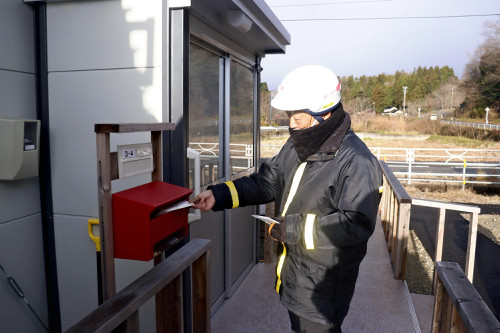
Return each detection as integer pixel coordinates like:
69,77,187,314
304,214,316,250
225,181,239,208
282,162,307,216
275,243,286,293
379,186,384,193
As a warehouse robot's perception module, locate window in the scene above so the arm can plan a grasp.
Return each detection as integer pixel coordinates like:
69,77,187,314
229,60,254,175
189,44,222,186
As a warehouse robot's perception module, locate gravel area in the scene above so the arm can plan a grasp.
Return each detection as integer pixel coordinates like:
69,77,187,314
406,230,434,295
477,214,500,246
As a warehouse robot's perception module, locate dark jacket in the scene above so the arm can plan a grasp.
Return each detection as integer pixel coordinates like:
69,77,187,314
210,129,382,327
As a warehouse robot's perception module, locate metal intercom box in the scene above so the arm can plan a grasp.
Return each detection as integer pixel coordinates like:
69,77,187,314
0,119,40,180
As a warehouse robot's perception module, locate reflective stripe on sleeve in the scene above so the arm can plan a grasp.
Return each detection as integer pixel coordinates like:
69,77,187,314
224,181,239,208
304,214,316,250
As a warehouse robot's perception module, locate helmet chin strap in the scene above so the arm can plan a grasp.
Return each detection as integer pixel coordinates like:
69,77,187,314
312,114,324,123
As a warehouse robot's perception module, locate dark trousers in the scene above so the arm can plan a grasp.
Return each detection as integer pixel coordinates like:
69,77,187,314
288,311,342,333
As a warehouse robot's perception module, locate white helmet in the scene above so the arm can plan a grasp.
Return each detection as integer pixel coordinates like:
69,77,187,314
271,65,341,116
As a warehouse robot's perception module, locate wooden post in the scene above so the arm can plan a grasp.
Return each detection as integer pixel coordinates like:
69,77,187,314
390,201,400,264
95,123,177,331
96,132,116,299
155,252,183,333
151,130,162,182
450,306,467,333
380,175,388,229
115,311,140,333
432,276,445,333
383,177,390,233
192,251,210,333
433,207,446,294
394,202,411,280
387,191,395,245
465,212,478,283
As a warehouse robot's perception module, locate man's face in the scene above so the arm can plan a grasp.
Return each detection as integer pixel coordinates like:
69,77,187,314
286,111,316,130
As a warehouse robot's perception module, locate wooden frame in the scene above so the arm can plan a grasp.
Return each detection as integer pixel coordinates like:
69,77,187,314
412,198,480,288
95,122,207,332
95,122,174,298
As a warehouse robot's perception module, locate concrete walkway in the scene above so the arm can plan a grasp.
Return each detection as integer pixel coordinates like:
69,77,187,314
211,218,434,332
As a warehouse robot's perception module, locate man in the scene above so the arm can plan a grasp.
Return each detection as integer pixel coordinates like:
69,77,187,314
193,65,382,332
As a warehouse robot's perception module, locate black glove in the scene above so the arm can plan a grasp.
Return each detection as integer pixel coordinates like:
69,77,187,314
268,216,287,242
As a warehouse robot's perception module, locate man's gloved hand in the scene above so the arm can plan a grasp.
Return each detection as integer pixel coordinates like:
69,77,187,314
268,216,287,242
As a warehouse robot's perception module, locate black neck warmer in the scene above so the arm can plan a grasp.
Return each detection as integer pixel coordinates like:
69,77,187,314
289,104,351,161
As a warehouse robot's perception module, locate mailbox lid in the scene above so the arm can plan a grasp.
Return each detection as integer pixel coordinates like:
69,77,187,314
113,181,192,210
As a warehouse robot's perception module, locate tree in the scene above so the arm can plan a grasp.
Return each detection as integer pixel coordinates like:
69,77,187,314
460,20,500,119
371,84,385,113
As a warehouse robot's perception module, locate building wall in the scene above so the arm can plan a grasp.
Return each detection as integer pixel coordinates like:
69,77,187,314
45,0,162,330
1,1,280,331
0,1,49,333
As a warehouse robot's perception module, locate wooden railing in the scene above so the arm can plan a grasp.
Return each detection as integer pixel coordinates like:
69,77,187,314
411,198,480,292
432,261,500,333
379,161,412,279
379,160,498,331
65,238,211,333
379,161,481,286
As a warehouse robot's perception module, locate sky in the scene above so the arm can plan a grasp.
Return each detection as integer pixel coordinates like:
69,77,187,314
261,0,500,90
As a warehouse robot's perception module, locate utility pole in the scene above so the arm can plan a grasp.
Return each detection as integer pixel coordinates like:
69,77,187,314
402,86,408,115
450,86,455,109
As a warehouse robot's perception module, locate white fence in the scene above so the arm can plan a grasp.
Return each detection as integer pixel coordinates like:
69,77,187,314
442,120,500,131
261,144,500,187
372,147,500,187
188,142,253,185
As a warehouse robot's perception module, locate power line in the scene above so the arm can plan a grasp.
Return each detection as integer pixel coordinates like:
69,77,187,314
271,0,396,7
280,13,500,22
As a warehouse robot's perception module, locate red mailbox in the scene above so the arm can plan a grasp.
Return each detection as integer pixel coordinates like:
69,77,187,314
112,181,193,261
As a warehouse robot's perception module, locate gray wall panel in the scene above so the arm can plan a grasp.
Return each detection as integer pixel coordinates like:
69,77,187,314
0,70,36,118
0,178,40,224
47,1,161,72
55,215,156,331
0,1,34,73
54,215,97,330
48,68,161,217
0,215,48,333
